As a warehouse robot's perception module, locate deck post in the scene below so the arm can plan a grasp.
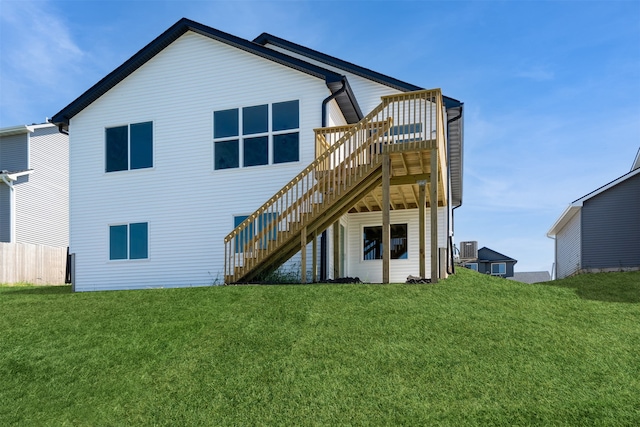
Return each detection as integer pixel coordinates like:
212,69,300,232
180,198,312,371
418,180,427,278
430,149,439,283
333,221,340,279
301,226,307,283
312,229,318,283
382,152,390,284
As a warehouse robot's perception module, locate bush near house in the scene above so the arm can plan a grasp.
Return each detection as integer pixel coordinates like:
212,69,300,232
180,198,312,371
1,269,639,425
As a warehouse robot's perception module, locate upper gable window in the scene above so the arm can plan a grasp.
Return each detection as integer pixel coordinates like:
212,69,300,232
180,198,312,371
213,101,299,170
106,121,153,172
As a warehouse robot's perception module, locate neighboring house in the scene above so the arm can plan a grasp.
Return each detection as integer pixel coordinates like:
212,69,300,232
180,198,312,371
0,123,68,246
460,245,517,278
50,18,464,291
547,156,640,279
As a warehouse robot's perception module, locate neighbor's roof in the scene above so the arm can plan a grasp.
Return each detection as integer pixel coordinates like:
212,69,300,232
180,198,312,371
547,167,640,237
474,247,517,263
0,123,56,137
50,18,363,128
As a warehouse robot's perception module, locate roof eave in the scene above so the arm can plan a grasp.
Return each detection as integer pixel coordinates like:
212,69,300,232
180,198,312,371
50,18,346,129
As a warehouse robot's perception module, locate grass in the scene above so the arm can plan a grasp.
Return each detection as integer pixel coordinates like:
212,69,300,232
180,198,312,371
1,269,639,426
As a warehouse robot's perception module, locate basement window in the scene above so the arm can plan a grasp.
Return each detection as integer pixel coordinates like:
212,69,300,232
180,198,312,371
363,224,407,260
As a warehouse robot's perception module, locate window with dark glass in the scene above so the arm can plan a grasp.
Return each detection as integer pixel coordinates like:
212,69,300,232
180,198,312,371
106,122,152,172
491,263,506,276
213,100,299,170
234,213,278,253
244,136,268,167
363,224,408,260
109,222,148,260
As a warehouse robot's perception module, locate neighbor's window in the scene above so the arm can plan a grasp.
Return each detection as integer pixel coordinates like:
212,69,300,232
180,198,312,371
106,122,153,172
491,262,506,276
109,222,148,260
465,263,478,271
363,224,408,260
214,101,299,170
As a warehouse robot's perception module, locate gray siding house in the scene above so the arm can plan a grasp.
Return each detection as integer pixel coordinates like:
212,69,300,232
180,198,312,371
0,123,69,247
462,246,517,278
547,162,640,279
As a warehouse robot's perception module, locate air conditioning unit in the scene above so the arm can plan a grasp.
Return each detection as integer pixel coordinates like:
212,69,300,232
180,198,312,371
460,241,478,260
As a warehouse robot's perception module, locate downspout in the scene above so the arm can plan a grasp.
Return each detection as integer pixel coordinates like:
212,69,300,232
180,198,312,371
319,77,348,281
447,105,463,275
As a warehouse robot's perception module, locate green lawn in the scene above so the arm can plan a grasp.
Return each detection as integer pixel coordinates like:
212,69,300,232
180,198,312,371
1,269,639,426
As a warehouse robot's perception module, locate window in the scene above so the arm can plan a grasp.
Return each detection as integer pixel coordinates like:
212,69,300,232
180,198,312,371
465,263,478,271
363,224,408,260
109,222,148,260
106,122,152,172
214,101,299,170
234,214,278,253
491,262,506,276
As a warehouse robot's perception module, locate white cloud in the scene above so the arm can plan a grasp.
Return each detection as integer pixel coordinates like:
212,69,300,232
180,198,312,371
1,0,83,86
0,0,85,125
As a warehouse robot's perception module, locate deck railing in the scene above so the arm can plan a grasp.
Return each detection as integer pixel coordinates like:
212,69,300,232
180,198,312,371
223,89,445,283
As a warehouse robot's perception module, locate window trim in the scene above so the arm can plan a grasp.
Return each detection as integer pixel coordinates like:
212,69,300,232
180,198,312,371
105,121,154,173
491,262,506,276
108,222,149,261
213,101,300,171
362,223,408,261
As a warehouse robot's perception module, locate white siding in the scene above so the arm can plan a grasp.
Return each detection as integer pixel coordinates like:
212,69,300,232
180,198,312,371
14,126,68,247
327,99,347,127
556,210,581,279
345,208,447,283
69,32,332,291
262,44,403,115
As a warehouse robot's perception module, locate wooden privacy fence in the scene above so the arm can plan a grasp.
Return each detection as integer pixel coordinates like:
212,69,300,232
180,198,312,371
0,242,67,284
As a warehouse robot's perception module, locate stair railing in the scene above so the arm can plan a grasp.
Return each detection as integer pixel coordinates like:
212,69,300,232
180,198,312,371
224,89,444,283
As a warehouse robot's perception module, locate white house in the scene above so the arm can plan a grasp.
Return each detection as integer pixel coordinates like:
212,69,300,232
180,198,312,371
51,18,464,291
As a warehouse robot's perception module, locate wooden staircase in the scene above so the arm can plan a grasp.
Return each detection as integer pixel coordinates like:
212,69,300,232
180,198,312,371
224,89,447,283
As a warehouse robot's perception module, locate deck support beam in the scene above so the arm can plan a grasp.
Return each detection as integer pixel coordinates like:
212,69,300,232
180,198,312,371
333,221,340,279
382,152,390,284
430,149,439,284
301,226,307,283
312,229,318,282
418,180,426,278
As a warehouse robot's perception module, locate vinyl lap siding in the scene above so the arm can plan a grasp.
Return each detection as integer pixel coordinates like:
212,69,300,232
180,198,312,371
346,208,447,283
556,210,581,279
581,173,640,270
0,183,10,242
0,133,28,171
262,44,403,115
14,126,68,247
69,32,332,291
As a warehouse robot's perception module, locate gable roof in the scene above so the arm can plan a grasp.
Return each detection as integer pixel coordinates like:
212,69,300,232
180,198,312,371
50,18,362,129
477,247,517,263
253,32,463,109
547,167,640,236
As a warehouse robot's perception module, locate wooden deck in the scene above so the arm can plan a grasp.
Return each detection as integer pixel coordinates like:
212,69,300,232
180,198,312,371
224,89,448,284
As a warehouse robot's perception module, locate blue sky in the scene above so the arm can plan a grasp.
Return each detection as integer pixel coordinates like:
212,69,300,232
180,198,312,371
2,0,639,274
